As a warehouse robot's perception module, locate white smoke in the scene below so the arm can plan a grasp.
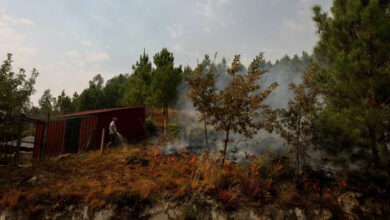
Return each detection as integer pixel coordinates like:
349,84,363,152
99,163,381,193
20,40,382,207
161,53,310,162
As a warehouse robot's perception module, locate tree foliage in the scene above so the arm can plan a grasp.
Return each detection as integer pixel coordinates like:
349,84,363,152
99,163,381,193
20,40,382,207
150,48,182,136
0,53,38,124
185,55,217,146
55,90,74,114
38,89,55,114
77,74,105,111
186,53,278,168
311,0,390,170
277,64,321,176
122,51,153,106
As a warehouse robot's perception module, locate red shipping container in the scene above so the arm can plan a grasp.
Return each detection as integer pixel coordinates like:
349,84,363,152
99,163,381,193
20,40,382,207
33,106,145,157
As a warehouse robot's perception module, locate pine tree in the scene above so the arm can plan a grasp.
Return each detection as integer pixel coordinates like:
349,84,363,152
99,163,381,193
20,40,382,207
122,51,153,106
312,0,390,170
39,89,55,114
150,48,182,136
55,90,74,114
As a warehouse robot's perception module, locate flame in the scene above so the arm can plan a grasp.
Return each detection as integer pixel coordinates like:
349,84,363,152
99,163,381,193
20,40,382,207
153,149,158,157
339,179,347,189
181,153,189,158
170,156,177,163
377,186,386,194
190,156,197,163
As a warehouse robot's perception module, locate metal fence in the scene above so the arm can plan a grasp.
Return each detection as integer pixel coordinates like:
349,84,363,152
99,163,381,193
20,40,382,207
0,114,45,165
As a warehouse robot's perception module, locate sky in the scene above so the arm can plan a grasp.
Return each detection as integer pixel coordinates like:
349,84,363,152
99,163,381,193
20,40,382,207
0,0,332,105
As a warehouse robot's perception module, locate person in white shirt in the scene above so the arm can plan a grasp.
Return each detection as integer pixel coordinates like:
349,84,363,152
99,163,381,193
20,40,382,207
109,117,119,146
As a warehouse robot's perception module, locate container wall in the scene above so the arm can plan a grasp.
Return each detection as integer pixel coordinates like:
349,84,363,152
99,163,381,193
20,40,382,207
95,106,145,148
78,116,97,152
33,121,45,158
45,120,66,157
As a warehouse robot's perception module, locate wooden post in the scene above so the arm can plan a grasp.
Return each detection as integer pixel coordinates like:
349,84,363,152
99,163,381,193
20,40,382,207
100,128,105,153
15,113,25,166
41,112,50,160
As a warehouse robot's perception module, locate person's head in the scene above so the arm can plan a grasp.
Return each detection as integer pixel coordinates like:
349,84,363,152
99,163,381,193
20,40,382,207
113,117,118,122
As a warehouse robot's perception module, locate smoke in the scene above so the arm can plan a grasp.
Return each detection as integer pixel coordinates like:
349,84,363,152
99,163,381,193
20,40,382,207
161,53,310,162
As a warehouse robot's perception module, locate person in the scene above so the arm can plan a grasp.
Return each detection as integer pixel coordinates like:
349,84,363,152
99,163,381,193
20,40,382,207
109,117,119,146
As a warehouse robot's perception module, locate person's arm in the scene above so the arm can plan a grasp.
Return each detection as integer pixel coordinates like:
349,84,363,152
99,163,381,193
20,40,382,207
110,123,118,133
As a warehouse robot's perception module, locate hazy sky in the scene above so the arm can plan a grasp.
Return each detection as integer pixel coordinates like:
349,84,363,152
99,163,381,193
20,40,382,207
0,0,332,105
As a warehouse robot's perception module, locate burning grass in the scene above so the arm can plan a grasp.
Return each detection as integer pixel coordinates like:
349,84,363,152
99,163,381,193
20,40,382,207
0,143,388,217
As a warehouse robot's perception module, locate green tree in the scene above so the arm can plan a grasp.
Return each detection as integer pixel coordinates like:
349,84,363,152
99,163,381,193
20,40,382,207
55,90,74,114
188,54,278,168
185,55,217,146
150,48,182,136
312,1,390,170
0,53,38,124
39,89,55,114
77,74,105,111
122,51,153,106
277,65,321,176
103,74,128,108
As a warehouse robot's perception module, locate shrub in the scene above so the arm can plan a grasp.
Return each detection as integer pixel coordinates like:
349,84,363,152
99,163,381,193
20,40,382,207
240,178,263,200
217,189,238,209
181,206,197,220
145,117,157,134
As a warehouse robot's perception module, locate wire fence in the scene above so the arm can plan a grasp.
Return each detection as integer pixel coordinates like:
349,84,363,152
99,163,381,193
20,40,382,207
0,114,45,165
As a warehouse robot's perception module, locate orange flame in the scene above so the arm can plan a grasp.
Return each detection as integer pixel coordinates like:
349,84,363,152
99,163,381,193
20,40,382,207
153,149,158,157
170,156,177,163
377,186,386,194
190,156,197,163
181,153,189,158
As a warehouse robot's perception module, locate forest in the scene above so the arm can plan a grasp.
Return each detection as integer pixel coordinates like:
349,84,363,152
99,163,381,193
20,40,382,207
0,0,389,219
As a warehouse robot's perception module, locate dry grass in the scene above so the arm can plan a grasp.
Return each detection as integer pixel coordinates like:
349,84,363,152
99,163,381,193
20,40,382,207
0,140,368,217
0,144,285,213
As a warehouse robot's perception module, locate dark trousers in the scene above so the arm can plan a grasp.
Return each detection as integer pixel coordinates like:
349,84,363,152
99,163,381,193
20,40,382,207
109,133,117,146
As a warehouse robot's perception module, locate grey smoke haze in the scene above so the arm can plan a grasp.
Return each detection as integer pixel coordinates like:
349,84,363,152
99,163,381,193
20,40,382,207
161,53,309,161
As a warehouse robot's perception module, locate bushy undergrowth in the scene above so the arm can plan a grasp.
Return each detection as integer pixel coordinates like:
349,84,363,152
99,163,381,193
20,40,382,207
0,144,388,217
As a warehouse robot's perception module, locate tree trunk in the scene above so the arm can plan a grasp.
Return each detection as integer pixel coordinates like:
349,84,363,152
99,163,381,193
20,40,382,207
296,108,301,176
204,120,208,146
367,125,380,168
221,128,230,169
163,106,167,137
371,133,380,168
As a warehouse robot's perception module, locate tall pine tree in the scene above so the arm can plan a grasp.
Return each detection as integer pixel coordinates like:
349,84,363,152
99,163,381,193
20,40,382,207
312,0,390,170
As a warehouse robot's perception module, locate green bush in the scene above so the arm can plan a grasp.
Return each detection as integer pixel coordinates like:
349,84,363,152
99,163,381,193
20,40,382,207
145,117,157,134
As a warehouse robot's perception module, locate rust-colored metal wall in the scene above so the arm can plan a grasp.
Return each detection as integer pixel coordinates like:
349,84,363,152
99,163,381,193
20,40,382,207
35,106,145,156
95,106,145,149
33,121,45,158
78,116,97,152
45,120,66,157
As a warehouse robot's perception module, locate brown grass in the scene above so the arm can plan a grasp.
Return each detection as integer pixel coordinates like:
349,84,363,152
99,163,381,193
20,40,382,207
0,140,351,216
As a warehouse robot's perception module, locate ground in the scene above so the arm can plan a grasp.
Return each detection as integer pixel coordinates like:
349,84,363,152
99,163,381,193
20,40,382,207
0,140,389,219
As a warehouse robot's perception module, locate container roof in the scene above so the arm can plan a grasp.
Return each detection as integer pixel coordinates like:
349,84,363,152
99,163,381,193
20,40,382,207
54,106,143,118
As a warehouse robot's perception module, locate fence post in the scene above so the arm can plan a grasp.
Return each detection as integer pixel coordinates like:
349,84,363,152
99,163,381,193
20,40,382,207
100,128,105,153
41,112,50,160
15,113,25,166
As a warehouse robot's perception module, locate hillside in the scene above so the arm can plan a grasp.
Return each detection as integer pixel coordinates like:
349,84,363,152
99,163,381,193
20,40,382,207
0,141,389,219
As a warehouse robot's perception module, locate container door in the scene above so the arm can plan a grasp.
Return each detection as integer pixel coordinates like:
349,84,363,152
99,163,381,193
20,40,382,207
64,118,81,153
